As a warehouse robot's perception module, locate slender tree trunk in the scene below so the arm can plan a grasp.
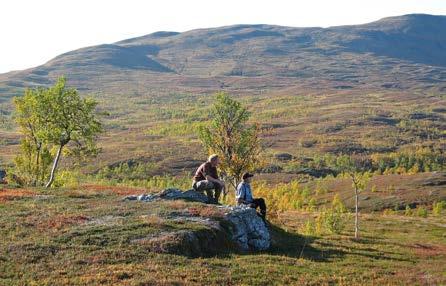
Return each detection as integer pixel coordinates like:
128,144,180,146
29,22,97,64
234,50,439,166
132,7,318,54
45,144,63,188
354,186,359,239
33,144,41,186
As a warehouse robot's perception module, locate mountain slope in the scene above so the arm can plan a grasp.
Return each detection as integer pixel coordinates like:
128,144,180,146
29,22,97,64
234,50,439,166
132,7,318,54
0,14,445,103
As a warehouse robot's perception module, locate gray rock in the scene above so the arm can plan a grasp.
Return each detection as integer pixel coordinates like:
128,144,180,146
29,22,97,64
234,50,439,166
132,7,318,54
222,205,270,251
124,188,210,203
124,188,270,252
274,152,293,161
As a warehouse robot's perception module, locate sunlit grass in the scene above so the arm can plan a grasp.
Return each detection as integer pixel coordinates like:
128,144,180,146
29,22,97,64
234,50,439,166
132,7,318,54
0,186,444,285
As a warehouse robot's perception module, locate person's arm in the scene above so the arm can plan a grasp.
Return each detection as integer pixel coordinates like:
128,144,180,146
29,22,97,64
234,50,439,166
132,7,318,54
236,184,248,204
205,175,224,186
236,184,244,204
204,164,225,186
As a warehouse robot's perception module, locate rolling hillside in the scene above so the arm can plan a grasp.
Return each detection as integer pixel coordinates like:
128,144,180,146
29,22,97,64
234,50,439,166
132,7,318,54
0,14,445,188
1,12,446,286
1,13,446,103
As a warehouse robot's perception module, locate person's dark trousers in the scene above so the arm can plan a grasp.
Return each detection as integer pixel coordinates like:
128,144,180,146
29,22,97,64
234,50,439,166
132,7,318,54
250,198,267,219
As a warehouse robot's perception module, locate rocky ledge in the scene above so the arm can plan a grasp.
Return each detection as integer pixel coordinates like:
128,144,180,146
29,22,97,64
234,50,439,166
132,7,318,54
125,188,270,254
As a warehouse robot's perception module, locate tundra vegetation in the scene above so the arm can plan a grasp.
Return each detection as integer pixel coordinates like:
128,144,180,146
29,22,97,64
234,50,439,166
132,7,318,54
0,78,445,285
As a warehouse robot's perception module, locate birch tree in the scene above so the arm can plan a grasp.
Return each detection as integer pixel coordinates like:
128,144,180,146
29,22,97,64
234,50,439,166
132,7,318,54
198,92,262,191
41,77,103,187
13,77,103,187
14,88,53,185
335,155,371,239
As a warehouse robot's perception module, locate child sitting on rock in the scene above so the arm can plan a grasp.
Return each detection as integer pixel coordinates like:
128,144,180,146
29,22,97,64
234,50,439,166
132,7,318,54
236,172,267,220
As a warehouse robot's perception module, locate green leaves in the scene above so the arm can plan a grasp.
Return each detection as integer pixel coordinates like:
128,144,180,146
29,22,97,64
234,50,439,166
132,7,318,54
198,92,261,188
12,76,104,186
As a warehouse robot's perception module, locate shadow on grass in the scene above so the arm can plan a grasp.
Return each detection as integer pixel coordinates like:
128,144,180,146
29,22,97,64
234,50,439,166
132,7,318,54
336,235,414,262
265,224,414,263
266,224,345,262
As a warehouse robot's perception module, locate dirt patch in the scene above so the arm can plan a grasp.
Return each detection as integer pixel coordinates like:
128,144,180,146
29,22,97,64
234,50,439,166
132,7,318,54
187,205,226,218
0,188,37,202
47,215,90,230
411,243,446,258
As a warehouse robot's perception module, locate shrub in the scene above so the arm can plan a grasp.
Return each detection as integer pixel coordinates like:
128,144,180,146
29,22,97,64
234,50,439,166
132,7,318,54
300,138,317,148
307,198,317,211
432,201,446,216
370,146,446,175
404,205,412,216
314,181,328,195
383,209,395,216
393,202,402,211
322,208,347,234
252,180,310,212
301,220,316,235
53,170,81,188
416,206,428,218
96,162,157,181
88,173,191,191
299,196,348,235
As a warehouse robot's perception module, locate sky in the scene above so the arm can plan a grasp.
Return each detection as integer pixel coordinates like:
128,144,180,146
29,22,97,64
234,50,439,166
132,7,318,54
1,0,446,73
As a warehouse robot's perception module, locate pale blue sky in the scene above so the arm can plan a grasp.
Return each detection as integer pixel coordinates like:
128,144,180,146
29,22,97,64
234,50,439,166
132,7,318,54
1,0,445,73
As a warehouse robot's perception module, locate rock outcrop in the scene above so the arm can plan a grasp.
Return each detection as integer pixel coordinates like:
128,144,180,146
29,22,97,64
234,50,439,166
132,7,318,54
221,205,270,251
125,188,211,204
124,188,270,253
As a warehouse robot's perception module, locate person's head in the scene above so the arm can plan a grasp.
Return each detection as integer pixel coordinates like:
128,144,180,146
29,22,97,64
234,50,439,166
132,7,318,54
242,172,254,183
208,154,220,167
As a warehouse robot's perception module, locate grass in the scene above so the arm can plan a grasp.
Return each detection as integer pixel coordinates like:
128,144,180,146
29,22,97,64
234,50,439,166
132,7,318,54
0,186,445,285
1,86,445,178
0,19,445,284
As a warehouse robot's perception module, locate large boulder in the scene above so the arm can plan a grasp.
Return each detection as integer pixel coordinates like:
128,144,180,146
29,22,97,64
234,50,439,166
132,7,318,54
124,189,270,253
221,205,270,251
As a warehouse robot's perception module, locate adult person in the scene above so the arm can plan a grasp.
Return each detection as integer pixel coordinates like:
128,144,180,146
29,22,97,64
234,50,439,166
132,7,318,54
236,172,267,220
192,154,225,203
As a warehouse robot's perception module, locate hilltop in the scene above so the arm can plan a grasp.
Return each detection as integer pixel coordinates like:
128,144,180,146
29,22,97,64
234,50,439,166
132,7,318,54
1,14,446,102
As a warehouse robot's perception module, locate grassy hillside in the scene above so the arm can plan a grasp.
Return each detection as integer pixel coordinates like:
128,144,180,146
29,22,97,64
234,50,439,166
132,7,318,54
1,14,445,179
1,87,445,176
0,186,445,285
1,13,445,286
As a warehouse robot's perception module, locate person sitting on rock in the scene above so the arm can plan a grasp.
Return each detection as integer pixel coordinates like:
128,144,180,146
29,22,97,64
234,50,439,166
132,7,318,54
236,172,267,220
192,154,225,203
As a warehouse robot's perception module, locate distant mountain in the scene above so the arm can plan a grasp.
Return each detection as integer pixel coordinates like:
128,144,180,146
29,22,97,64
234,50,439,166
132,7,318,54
1,14,445,102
